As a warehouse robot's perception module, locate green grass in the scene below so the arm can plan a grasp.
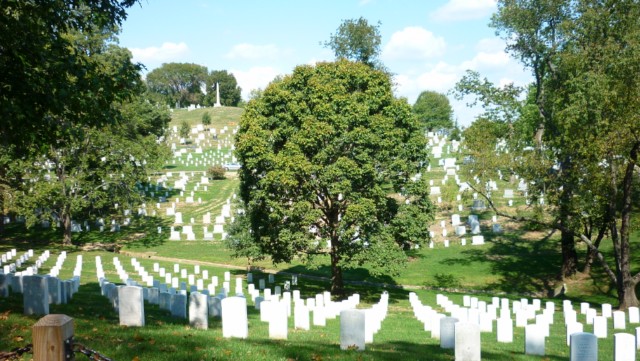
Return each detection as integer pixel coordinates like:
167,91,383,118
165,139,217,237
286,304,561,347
0,253,636,361
2,105,640,359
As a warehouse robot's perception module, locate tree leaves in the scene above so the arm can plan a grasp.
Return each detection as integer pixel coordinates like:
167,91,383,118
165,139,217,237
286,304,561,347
230,60,433,292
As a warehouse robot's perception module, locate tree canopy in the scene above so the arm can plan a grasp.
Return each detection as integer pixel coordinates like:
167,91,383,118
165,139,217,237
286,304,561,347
231,60,433,294
204,70,242,107
0,1,172,245
456,0,640,309
412,91,454,132
16,94,170,245
0,0,139,160
146,63,208,108
323,17,382,69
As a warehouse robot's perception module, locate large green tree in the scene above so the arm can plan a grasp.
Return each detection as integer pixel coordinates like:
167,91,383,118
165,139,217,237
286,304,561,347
204,70,242,107
231,60,433,295
17,101,170,245
412,91,454,132
146,62,208,108
12,25,170,245
545,0,640,308
0,0,139,228
479,0,640,308
323,17,383,69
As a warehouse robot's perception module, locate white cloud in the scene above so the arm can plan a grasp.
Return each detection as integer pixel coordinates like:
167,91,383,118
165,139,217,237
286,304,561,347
231,66,283,99
391,36,531,127
475,37,505,53
393,62,459,104
460,51,510,70
129,42,189,64
382,27,446,61
226,43,288,60
430,0,497,21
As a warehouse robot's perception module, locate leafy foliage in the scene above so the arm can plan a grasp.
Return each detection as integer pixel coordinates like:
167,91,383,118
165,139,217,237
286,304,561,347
412,91,454,132
179,121,191,140
146,63,208,108
201,111,211,126
204,70,242,107
0,0,138,158
478,0,640,308
15,94,170,245
231,60,433,294
207,166,226,180
323,17,383,69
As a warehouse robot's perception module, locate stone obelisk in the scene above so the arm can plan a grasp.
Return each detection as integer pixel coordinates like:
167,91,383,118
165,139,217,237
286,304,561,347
214,82,222,107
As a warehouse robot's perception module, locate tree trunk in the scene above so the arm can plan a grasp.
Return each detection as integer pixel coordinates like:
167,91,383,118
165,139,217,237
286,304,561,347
558,158,578,278
617,144,639,310
618,279,639,310
329,236,344,298
0,189,4,236
582,225,606,274
62,206,72,246
560,229,578,278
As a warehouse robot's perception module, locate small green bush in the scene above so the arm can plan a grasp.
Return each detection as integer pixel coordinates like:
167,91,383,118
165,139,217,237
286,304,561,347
207,166,226,180
201,111,211,126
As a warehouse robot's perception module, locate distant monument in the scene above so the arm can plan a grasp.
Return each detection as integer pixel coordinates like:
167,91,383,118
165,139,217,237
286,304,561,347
214,82,222,108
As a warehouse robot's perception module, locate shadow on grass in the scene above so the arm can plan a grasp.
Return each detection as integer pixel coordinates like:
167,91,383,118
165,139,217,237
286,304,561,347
437,229,561,297
213,337,567,361
250,266,406,304
0,215,172,253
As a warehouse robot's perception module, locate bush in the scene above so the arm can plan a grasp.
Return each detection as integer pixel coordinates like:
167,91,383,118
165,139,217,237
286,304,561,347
207,166,226,180
202,111,211,126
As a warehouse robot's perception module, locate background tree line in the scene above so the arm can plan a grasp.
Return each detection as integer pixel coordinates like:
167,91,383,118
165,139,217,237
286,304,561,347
146,64,242,108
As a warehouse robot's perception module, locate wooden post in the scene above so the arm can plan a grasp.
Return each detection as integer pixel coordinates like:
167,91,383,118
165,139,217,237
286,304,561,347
32,314,74,361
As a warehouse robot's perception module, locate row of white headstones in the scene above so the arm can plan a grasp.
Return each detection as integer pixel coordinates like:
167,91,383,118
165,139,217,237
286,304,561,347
0,249,82,315
94,255,389,350
3,249,639,357
409,292,639,360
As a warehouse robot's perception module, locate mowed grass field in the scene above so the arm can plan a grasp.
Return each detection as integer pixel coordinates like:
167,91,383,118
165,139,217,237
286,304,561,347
0,247,635,361
1,105,640,360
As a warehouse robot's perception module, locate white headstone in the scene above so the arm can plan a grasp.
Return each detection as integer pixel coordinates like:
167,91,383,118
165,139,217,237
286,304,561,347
23,275,49,316
497,317,513,343
313,306,326,326
440,317,458,349
118,286,145,326
525,324,545,356
340,309,365,351
629,307,640,324
455,322,481,361
221,297,248,338
593,316,608,338
208,296,222,318
294,303,310,330
570,332,597,361
189,292,208,329
614,333,636,361
613,310,626,329
170,293,187,319
269,301,288,340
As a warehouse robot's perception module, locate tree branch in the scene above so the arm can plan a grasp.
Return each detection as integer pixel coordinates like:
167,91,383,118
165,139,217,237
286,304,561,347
468,180,618,284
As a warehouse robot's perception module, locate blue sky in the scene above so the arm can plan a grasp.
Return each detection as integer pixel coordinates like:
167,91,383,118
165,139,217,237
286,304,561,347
118,0,531,126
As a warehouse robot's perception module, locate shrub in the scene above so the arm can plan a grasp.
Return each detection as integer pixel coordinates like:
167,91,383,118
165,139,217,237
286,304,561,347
207,165,226,180
202,111,211,126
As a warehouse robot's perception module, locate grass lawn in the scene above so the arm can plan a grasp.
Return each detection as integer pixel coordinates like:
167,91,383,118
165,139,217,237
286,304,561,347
0,249,635,360
2,105,640,360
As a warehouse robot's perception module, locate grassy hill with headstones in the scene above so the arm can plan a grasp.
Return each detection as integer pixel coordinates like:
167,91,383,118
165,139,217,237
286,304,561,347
1,105,639,360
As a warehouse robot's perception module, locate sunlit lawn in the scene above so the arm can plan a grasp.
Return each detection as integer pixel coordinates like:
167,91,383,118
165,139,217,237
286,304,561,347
2,106,639,360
